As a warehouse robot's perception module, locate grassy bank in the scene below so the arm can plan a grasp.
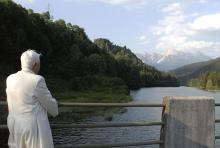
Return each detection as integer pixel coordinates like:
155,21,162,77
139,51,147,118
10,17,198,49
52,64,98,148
0,75,132,123
50,90,132,123
207,89,220,92
46,76,132,122
54,90,132,103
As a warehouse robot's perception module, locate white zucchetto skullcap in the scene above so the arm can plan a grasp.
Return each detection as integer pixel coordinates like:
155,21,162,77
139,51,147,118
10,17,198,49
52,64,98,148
20,49,41,69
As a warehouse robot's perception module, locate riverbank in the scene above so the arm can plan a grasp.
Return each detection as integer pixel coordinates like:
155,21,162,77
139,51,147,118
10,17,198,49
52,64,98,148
54,90,132,103
0,75,132,123
188,86,220,92
0,89,132,147
207,89,220,92
49,90,132,123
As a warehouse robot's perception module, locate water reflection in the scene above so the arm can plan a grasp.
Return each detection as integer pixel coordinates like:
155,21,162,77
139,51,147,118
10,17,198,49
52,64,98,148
53,87,220,148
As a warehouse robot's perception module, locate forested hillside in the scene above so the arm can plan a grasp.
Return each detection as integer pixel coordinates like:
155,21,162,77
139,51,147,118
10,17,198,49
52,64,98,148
170,59,213,84
0,0,179,98
94,39,179,88
188,72,220,90
171,57,220,89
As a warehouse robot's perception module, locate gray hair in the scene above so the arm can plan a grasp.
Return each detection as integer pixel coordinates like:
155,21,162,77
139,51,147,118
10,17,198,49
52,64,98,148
20,50,41,69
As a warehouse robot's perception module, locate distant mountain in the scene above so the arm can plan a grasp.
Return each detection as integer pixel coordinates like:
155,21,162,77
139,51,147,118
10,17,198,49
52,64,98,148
94,38,179,88
137,49,211,71
171,57,220,85
136,52,162,66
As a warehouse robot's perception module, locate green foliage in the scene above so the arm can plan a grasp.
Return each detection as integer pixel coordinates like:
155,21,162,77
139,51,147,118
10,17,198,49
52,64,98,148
70,75,129,94
187,71,220,90
54,90,132,103
0,1,179,99
94,38,179,89
87,54,107,74
171,57,220,85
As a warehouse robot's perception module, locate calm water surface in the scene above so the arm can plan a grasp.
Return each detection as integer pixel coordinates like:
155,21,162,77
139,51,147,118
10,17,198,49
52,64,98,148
53,87,220,147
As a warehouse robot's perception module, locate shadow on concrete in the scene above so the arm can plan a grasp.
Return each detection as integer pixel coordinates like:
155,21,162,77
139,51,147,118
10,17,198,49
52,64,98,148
160,105,214,148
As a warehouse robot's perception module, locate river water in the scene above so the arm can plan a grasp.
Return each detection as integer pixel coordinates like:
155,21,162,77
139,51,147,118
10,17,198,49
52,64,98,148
53,87,220,147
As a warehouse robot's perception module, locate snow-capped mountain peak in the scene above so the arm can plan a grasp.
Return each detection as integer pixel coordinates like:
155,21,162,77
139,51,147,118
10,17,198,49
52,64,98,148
157,49,182,64
165,49,178,56
136,49,211,71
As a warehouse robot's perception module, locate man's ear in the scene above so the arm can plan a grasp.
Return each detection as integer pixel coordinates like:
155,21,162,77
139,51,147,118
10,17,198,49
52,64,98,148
32,62,38,73
33,63,37,69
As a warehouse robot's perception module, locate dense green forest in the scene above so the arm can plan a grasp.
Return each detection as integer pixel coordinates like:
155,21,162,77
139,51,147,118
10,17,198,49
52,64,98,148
94,39,179,88
188,72,220,90
170,60,213,85
0,0,179,99
171,56,220,90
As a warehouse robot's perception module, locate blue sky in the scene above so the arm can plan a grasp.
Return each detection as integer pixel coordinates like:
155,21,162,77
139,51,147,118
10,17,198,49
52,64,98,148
13,0,220,58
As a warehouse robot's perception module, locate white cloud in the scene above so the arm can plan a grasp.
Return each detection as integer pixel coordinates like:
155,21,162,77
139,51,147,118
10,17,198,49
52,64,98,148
190,12,200,17
151,2,220,58
152,3,187,36
180,41,220,57
162,3,182,15
13,0,35,3
152,3,188,48
190,13,220,31
93,0,147,8
139,35,148,44
198,0,208,3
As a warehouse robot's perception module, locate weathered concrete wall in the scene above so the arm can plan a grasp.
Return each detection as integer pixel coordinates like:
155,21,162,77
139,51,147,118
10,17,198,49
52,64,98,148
160,96,215,148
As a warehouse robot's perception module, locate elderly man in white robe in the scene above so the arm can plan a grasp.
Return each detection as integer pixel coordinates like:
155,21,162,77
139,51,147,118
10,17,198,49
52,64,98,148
6,50,58,148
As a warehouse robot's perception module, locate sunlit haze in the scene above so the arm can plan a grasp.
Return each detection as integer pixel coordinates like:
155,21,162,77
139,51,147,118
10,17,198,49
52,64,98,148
13,0,220,58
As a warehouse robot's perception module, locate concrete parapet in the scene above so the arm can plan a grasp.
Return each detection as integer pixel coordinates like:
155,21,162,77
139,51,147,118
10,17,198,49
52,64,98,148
160,96,215,148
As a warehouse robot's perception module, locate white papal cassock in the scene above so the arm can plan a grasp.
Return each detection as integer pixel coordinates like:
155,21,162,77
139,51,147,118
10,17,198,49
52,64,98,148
6,68,58,148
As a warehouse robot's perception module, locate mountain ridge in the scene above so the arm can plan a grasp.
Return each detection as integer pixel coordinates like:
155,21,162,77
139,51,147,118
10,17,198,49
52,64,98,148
171,57,220,85
137,49,211,71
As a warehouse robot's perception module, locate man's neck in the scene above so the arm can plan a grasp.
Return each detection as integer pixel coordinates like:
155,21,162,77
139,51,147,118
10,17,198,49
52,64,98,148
21,68,35,74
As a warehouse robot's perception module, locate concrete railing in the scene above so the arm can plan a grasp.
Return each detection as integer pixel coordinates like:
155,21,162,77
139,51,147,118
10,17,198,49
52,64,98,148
0,96,219,148
160,96,215,148
0,101,164,147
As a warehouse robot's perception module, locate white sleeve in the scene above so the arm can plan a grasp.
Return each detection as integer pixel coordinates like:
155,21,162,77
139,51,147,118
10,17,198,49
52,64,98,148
35,77,58,117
